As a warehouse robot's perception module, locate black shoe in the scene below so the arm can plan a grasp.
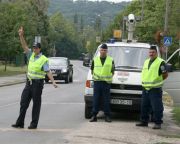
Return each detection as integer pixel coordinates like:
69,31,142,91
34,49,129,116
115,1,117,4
28,125,37,129
105,116,112,122
136,122,148,127
89,116,97,122
152,124,161,129
11,124,24,128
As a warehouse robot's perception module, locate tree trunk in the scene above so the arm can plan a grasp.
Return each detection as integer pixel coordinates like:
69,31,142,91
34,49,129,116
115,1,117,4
4,58,7,72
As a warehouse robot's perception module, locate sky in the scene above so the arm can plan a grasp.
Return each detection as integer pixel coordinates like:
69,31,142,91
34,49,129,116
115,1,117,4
73,0,132,3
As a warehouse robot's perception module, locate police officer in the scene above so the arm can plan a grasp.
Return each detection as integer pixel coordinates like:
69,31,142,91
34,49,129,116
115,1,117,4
12,27,58,129
90,43,115,122
136,45,168,129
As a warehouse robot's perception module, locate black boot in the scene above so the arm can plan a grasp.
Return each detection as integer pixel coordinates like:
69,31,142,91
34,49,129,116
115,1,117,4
89,116,97,122
105,116,112,122
28,125,37,129
136,122,148,127
11,123,24,128
152,124,161,129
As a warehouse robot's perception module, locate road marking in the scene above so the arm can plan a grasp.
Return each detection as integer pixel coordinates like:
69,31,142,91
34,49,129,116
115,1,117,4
0,102,18,109
42,102,84,105
0,127,71,132
0,102,84,109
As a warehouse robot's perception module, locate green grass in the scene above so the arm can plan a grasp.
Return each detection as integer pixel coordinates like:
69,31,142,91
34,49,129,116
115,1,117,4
0,65,26,77
172,106,180,125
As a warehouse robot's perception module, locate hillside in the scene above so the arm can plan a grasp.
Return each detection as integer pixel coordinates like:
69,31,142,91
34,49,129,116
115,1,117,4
48,0,129,29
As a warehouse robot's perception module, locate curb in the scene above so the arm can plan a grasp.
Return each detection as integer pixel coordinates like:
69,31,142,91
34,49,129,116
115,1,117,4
0,80,26,87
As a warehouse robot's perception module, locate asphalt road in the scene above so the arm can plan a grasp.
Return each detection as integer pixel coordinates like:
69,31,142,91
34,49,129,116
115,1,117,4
0,60,89,144
0,60,179,144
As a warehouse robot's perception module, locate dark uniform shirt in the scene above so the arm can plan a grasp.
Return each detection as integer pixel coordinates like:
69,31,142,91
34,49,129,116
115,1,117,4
91,56,115,74
148,57,167,75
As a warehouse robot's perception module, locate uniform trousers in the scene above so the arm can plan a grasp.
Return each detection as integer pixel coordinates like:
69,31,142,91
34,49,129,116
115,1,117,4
140,88,164,124
92,81,111,117
16,79,44,127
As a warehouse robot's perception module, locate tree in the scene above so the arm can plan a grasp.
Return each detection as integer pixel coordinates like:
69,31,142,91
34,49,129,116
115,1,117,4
49,12,83,58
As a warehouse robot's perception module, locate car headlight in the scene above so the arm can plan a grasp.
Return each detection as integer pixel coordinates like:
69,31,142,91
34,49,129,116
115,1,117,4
61,68,67,73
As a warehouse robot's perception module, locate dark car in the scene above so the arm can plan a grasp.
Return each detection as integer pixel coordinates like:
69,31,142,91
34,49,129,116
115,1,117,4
83,55,91,66
45,57,73,83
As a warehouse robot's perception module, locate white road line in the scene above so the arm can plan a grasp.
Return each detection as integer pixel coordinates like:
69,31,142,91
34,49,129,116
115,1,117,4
42,102,84,105
0,127,71,132
0,102,18,109
0,102,84,109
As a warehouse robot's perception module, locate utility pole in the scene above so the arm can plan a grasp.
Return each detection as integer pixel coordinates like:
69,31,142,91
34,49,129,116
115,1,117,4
164,0,170,34
163,0,170,60
141,0,144,20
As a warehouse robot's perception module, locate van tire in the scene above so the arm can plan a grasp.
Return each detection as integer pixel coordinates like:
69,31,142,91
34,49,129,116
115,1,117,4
65,75,69,83
45,79,49,83
85,104,92,119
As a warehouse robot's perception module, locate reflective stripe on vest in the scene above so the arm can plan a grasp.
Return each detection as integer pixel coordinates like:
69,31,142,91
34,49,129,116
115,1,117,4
27,53,48,79
93,56,113,83
141,57,164,89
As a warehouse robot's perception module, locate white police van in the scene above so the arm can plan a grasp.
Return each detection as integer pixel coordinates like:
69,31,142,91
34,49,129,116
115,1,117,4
84,41,154,118
84,14,180,118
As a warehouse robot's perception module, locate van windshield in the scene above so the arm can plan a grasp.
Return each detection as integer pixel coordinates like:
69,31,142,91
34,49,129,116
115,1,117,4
96,46,149,69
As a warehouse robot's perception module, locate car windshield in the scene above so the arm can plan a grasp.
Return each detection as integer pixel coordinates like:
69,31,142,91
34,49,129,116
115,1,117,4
49,58,67,66
95,46,149,69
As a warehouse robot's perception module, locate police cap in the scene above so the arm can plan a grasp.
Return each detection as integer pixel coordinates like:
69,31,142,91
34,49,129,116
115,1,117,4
33,42,41,48
100,43,108,49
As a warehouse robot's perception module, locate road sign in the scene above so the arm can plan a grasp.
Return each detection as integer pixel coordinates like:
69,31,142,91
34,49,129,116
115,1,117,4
164,37,172,47
113,30,122,39
35,36,41,43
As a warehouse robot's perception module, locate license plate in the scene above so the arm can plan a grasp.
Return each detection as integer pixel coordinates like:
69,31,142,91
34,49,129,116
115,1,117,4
52,73,57,76
110,99,132,105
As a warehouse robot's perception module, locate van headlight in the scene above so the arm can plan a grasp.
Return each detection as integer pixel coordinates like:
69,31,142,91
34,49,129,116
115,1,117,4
61,68,67,73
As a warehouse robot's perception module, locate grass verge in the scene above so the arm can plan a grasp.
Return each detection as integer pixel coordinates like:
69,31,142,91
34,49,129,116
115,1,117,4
172,106,180,126
0,65,26,77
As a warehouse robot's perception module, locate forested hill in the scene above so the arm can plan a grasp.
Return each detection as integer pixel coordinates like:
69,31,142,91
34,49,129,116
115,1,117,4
48,0,129,29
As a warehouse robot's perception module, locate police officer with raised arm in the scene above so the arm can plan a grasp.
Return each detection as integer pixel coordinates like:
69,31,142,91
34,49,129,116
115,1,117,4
12,27,58,129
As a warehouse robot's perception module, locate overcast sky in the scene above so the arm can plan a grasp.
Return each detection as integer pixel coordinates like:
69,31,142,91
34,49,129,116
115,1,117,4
73,0,132,3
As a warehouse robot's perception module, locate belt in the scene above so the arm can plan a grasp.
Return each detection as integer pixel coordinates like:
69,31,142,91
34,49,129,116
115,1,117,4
31,79,44,82
27,79,44,85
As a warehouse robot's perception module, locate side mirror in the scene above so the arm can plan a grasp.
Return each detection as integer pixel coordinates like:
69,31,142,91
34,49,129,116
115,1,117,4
166,63,173,72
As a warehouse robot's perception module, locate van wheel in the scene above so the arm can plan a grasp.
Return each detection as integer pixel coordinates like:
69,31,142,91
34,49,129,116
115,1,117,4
69,76,73,83
65,75,69,83
85,104,92,119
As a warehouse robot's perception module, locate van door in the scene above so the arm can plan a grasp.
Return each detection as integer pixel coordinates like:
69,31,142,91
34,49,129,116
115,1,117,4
163,48,180,106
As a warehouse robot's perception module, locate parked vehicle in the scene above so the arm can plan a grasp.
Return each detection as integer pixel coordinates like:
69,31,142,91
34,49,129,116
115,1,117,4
83,55,91,67
45,57,73,83
84,14,180,119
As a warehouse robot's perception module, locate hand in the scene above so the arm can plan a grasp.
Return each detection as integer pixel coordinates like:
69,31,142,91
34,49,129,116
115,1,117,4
18,26,24,37
52,81,58,88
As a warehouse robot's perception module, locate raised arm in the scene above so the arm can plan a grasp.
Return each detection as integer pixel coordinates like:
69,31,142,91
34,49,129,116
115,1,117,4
18,26,29,53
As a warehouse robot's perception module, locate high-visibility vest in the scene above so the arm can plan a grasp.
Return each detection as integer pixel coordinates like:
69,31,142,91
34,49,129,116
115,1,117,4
142,57,164,89
93,56,113,83
27,53,48,79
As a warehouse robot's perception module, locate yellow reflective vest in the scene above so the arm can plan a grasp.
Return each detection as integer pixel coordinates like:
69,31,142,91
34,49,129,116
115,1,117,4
142,57,164,90
27,53,48,79
93,56,113,83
